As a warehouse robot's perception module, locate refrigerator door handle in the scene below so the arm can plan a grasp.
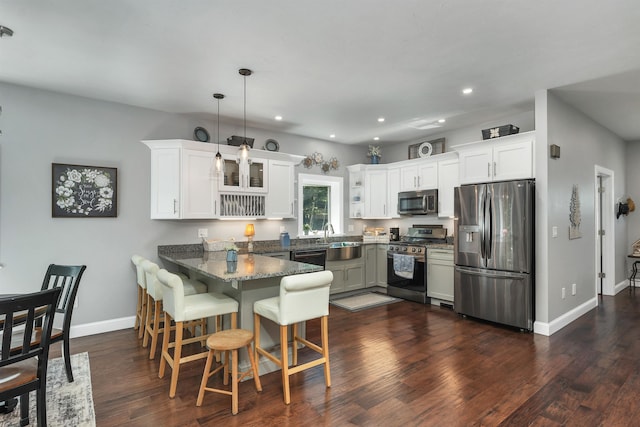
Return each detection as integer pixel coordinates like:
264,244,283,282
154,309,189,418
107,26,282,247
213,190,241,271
455,266,528,280
480,194,486,262
488,197,493,259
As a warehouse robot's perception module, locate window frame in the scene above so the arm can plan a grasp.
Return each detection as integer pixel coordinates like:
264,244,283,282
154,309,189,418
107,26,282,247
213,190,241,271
297,173,343,237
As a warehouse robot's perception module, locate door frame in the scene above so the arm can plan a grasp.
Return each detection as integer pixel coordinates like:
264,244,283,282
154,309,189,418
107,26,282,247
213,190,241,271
594,165,615,297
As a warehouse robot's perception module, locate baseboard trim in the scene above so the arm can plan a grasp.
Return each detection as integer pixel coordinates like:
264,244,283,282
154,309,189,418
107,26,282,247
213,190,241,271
70,316,135,339
533,297,597,336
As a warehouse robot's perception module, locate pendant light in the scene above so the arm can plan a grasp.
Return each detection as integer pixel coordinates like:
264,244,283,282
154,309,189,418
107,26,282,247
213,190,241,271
213,93,225,176
238,68,252,161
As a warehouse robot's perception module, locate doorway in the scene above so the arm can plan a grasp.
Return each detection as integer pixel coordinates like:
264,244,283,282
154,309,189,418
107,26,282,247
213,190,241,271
594,165,615,297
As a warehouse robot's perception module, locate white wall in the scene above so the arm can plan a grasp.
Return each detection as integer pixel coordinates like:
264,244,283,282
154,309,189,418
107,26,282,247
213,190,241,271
625,141,640,251
0,82,360,328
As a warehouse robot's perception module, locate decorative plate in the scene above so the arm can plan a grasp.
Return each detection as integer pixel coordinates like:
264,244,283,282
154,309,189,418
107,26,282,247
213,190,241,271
321,162,331,173
303,156,314,168
418,141,433,158
330,157,339,170
264,139,280,152
193,127,210,142
313,152,323,164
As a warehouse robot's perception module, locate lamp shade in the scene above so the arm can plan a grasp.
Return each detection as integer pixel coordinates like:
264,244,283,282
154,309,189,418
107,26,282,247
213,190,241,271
244,223,255,237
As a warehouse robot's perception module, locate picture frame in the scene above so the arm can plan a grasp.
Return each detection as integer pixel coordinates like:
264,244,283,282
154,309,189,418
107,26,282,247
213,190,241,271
408,137,445,159
52,163,117,217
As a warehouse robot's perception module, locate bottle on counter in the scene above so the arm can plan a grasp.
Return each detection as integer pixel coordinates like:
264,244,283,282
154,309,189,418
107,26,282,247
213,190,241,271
280,232,290,247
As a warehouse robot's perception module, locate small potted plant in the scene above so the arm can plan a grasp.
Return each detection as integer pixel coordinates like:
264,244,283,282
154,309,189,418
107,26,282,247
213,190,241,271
225,239,239,262
368,145,381,164
303,223,311,235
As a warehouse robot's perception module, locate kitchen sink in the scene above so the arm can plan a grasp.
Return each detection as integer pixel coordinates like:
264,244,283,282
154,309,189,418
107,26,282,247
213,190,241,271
326,242,362,261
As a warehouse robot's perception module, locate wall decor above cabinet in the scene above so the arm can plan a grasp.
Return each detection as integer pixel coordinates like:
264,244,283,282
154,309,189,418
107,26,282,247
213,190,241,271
408,137,445,159
303,151,339,173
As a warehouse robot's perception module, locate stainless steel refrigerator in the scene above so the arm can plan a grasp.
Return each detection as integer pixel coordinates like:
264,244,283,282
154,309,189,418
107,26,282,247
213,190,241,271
454,179,534,331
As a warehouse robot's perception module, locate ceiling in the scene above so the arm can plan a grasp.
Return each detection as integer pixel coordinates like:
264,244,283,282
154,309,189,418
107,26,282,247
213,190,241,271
2,1,640,145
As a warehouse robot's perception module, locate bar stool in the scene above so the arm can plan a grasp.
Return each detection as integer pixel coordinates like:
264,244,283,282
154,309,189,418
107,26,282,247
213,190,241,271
141,260,208,359
131,254,147,339
156,268,239,398
630,260,640,292
196,329,262,414
253,270,333,404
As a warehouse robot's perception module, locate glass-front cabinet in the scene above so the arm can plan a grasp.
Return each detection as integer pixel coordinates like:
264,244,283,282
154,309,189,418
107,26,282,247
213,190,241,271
219,155,268,193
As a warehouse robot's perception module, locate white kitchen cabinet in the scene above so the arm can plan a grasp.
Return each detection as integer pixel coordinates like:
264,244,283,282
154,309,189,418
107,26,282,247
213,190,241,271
265,160,295,218
437,157,459,218
364,168,389,218
455,132,534,184
400,160,438,191
219,155,268,193
145,144,219,219
387,166,401,218
348,167,364,219
426,248,454,302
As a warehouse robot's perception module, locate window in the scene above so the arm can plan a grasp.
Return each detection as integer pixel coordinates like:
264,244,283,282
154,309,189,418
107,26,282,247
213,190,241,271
297,173,343,236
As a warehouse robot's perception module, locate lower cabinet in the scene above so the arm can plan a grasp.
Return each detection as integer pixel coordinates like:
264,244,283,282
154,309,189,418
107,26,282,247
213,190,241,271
326,257,365,294
426,248,454,302
365,244,388,288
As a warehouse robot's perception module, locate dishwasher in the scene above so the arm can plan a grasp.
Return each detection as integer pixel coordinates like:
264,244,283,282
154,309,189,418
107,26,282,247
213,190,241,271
290,249,327,269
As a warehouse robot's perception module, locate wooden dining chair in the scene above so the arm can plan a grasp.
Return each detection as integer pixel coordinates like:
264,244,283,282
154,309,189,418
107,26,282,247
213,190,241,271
0,288,61,427
40,264,87,382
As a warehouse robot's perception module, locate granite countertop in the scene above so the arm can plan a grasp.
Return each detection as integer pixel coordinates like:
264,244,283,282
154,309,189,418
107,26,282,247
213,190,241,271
159,250,323,283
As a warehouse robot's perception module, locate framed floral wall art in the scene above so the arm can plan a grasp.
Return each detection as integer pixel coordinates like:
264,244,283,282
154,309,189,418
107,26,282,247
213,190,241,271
52,163,117,217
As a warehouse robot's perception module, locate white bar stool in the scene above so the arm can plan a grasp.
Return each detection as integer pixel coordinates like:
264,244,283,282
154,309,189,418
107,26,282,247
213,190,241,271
141,260,207,360
156,268,239,398
131,254,147,340
253,270,333,404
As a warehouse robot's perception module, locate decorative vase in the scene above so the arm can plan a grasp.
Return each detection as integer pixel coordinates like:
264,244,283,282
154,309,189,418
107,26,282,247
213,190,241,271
226,260,237,273
370,155,380,164
226,249,238,262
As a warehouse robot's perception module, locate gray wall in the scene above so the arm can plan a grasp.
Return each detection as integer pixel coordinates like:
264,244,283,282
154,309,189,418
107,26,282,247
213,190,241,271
0,82,360,327
541,90,627,322
626,141,640,251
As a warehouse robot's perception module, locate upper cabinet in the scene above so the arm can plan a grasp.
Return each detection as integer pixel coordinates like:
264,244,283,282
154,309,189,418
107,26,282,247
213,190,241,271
142,139,303,219
400,159,438,191
348,165,393,219
436,155,459,218
265,160,295,218
453,132,535,184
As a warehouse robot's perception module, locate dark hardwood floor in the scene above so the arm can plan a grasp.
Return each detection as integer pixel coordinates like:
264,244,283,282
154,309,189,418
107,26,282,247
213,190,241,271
52,290,640,426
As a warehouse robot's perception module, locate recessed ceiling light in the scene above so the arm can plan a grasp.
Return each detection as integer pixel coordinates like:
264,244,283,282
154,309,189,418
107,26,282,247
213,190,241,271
438,119,446,123
274,115,283,121
462,88,473,95
373,137,380,141
329,134,336,138
377,117,385,123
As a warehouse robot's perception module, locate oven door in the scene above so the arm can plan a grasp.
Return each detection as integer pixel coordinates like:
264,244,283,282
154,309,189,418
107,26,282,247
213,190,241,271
386,253,427,303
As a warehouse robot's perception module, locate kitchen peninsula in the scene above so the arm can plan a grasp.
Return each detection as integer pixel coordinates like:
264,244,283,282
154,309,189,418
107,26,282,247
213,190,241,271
158,245,323,373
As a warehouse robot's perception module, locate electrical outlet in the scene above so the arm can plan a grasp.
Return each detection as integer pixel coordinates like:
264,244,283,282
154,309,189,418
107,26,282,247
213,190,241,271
572,283,576,295
198,228,208,238
552,226,558,238
348,224,354,232
562,287,566,299
280,226,285,233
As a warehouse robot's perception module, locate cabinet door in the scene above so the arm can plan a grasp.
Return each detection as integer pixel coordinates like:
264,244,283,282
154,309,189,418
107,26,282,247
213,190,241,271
182,149,219,219
387,167,400,218
493,140,533,181
349,169,364,219
437,159,459,218
219,156,268,193
400,164,419,191
376,244,388,287
247,159,268,193
427,249,454,301
150,148,180,219
417,162,438,189
365,245,377,287
344,264,365,291
458,147,492,184
266,160,294,218
328,266,345,294
364,169,388,218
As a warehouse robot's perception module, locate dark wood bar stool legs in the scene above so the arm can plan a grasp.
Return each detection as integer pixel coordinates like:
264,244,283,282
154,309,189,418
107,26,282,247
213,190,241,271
630,260,640,292
196,329,262,414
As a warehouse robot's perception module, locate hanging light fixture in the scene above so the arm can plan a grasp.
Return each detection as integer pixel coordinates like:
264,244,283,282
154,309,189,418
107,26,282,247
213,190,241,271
213,93,225,175
238,68,252,161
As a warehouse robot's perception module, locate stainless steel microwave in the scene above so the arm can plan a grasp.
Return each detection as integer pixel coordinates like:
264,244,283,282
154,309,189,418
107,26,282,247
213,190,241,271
398,189,438,215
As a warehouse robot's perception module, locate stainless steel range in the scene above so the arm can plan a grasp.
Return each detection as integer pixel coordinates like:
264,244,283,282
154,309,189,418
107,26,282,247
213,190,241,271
387,225,447,303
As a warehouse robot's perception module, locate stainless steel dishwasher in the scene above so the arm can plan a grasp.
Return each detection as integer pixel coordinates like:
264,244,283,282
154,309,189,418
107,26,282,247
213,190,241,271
290,249,327,269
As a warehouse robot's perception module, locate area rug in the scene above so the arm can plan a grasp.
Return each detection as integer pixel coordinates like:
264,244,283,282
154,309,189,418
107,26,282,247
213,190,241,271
0,352,96,427
330,292,402,312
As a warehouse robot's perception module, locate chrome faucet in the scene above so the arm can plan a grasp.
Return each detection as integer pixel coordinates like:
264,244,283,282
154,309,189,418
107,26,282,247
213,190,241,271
322,223,334,243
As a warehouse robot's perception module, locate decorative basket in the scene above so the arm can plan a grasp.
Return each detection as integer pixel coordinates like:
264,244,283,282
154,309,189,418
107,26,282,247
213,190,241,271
202,239,227,252
482,124,519,140
227,135,255,147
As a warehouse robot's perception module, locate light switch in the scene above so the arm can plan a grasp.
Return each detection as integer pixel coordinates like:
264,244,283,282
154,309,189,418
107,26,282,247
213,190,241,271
198,228,208,238
552,226,558,238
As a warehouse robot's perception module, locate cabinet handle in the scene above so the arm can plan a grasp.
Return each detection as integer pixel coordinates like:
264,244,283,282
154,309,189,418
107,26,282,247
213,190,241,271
173,199,177,214
493,161,497,176
290,202,293,215
414,176,417,187
417,176,421,187
487,163,491,177
384,204,387,215
214,200,217,216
